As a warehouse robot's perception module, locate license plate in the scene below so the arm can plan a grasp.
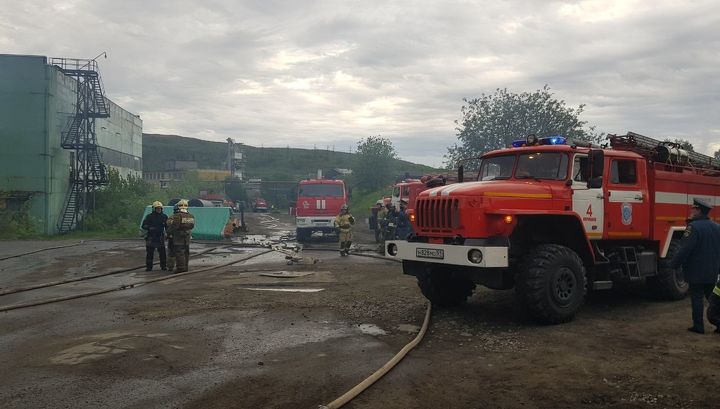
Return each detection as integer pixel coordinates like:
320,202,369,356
416,248,444,259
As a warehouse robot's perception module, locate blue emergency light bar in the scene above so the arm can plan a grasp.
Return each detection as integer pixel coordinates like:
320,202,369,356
511,135,567,147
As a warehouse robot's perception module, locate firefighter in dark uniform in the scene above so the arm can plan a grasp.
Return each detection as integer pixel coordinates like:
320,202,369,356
166,203,181,272
166,199,195,273
141,201,168,271
395,199,413,240
672,198,720,334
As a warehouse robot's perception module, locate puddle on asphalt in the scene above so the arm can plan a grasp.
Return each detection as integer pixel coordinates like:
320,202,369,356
238,287,324,293
50,332,172,365
358,324,387,336
397,324,421,333
258,271,317,278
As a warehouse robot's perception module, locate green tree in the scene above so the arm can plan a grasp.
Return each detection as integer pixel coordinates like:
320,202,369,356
353,136,398,190
447,86,602,168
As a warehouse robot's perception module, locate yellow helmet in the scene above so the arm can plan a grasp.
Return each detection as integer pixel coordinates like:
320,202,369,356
152,201,163,208
178,199,189,208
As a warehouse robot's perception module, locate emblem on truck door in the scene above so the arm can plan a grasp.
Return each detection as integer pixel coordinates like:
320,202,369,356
621,202,632,225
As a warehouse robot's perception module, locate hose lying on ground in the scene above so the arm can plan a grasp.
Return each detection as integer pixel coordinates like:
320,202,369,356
0,241,85,261
319,302,432,409
0,249,273,313
0,246,223,297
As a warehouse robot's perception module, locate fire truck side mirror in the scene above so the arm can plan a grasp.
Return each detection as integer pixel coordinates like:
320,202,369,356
458,165,464,183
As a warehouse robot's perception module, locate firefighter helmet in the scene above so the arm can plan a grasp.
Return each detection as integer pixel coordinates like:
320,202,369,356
178,199,189,209
152,201,163,208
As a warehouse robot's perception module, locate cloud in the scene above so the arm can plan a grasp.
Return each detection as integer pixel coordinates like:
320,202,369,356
1,0,718,167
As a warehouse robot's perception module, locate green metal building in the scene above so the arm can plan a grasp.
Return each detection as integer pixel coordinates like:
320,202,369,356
0,54,142,235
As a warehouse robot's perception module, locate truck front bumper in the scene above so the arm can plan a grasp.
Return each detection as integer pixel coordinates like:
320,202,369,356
385,240,509,268
296,217,335,229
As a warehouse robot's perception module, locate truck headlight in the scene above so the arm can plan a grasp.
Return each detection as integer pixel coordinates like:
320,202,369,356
468,249,483,264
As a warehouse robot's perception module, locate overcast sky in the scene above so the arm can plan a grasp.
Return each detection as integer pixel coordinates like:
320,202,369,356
2,0,718,167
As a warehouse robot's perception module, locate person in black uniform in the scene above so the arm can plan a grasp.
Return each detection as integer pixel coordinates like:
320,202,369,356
141,201,168,271
672,198,720,334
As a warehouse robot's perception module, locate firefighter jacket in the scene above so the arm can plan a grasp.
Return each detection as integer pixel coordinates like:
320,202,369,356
671,216,720,284
141,211,168,248
166,211,195,246
334,213,355,232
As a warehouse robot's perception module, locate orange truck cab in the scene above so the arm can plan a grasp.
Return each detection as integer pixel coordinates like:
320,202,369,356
295,179,347,242
386,132,720,324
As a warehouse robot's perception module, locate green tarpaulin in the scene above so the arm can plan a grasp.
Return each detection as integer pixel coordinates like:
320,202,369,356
141,206,231,240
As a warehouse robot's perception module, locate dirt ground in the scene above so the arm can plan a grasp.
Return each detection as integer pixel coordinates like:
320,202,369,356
0,211,718,409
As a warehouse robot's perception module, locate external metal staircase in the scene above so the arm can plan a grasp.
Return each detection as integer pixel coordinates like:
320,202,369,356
52,55,111,233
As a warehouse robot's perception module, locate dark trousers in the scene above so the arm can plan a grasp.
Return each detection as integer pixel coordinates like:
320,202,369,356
689,283,714,330
146,245,167,270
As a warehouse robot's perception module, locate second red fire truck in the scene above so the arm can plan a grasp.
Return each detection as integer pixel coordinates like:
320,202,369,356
386,132,720,324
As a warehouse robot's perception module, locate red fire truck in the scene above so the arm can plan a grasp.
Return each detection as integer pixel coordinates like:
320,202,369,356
386,132,720,324
391,179,425,210
295,179,347,242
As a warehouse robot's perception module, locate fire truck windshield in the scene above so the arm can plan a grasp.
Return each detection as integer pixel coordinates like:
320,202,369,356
515,152,569,180
298,184,344,197
479,155,514,181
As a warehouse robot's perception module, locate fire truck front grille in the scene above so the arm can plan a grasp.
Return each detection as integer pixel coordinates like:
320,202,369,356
416,198,459,230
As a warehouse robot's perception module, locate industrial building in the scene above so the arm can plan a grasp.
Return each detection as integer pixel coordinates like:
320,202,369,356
0,54,142,235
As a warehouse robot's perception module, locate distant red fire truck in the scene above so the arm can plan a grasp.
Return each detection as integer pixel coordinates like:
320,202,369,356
386,132,720,324
294,179,347,242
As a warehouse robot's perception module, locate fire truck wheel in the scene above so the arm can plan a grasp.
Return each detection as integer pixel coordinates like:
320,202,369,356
417,270,476,307
647,239,688,300
515,244,587,324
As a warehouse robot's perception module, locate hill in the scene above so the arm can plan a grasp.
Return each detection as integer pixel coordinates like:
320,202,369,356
142,133,440,181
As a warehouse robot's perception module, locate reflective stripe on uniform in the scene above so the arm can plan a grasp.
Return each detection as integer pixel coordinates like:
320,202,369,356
714,286,720,297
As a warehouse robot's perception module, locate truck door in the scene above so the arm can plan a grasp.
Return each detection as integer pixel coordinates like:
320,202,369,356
571,153,604,239
604,158,650,239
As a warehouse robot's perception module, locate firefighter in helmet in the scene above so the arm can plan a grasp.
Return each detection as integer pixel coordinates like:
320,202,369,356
165,199,195,273
141,201,168,271
165,203,181,271
334,204,355,256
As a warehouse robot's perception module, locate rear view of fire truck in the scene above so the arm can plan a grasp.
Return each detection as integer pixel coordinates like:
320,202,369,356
386,132,720,324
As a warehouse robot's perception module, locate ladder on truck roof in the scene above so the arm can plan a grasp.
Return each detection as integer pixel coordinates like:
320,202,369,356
609,132,720,172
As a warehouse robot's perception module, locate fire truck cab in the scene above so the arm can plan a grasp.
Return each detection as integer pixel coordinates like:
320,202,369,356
295,179,347,242
386,132,720,324
391,179,426,211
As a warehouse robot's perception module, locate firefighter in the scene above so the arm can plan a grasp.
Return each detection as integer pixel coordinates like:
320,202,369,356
672,198,720,334
395,199,413,240
369,201,383,243
141,201,168,271
382,203,398,243
165,203,180,272
334,204,355,256
166,199,195,273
